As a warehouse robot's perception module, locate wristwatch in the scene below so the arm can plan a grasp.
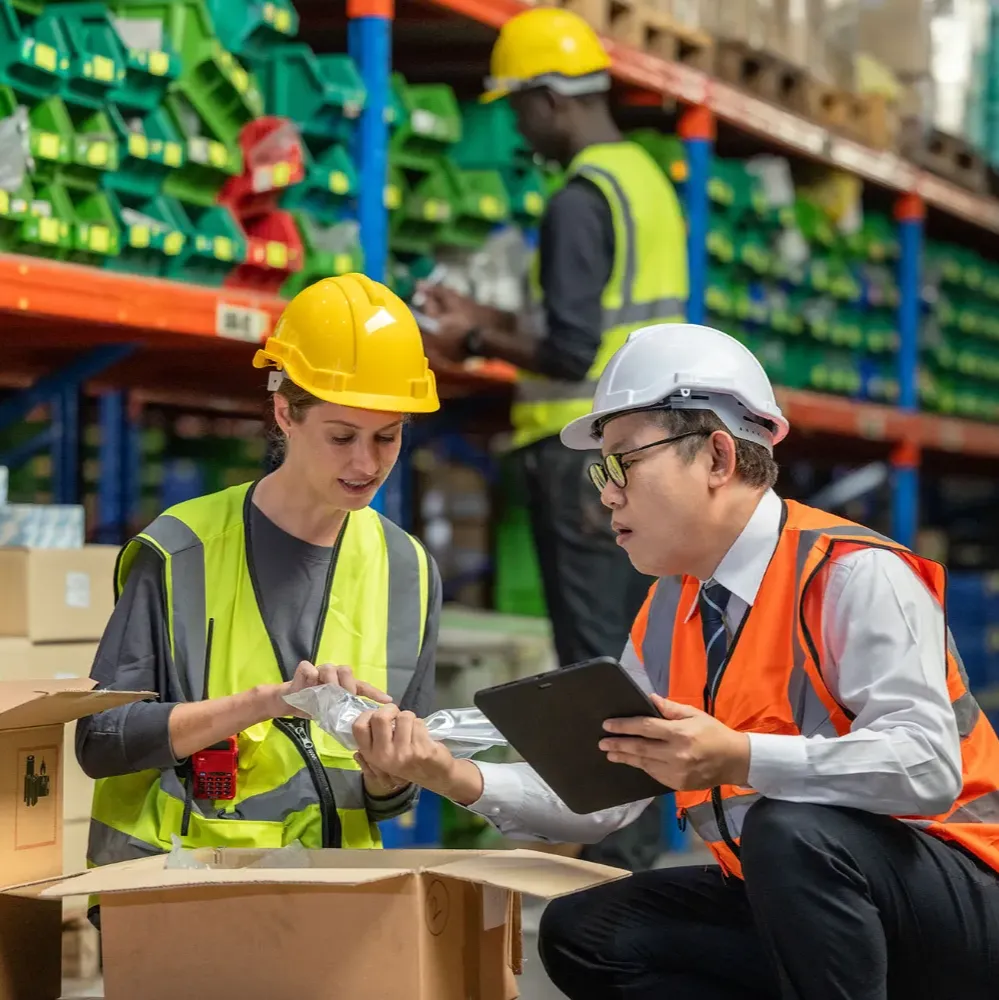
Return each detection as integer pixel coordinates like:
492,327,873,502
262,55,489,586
463,327,486,357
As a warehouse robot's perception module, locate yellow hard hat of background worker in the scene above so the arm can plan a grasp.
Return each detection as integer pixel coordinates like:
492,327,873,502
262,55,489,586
481,7,612,104
253,273,440,413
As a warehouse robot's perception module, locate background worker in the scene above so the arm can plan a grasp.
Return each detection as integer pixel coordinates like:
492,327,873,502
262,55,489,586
420,6,688,869
351,323,999,1000
76,275,442,909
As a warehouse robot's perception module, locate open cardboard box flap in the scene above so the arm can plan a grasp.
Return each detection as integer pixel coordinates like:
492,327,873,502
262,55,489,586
0,679,154,731
41,846,630,900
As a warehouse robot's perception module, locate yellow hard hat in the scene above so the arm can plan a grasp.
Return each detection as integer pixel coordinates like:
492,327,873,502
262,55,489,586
253,274,440,414
482,7,612,104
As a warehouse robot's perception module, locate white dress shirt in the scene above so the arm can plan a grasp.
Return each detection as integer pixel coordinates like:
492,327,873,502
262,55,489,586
466,489,963,844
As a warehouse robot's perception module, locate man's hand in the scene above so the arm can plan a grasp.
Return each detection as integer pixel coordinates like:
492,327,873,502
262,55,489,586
599,695,751,790
350,703,486,807
268,662,392,720
419,284,480,363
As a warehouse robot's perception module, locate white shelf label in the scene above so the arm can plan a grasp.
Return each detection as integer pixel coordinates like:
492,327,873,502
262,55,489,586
216,303,270,342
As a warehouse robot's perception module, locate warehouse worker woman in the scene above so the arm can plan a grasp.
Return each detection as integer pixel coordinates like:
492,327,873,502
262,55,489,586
76,275,442,893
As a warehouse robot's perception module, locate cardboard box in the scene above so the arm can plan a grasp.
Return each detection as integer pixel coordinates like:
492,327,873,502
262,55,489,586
43,848,630,1000
0,681,149,1000
0,640,98,683
0,547,119,642
0,681,148,886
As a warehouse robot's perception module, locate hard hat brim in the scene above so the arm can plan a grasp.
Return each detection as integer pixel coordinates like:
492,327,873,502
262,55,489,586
560,407,622,451
479,86,509,104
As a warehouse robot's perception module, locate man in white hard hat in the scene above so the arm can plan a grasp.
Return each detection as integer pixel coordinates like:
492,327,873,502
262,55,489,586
353,323,999,999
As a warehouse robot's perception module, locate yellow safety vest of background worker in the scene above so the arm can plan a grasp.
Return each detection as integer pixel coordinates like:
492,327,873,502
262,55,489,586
419,6,687,872
76,275,443,884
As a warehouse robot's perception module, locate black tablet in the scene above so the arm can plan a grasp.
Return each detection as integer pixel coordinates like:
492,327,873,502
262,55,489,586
473,656,672,815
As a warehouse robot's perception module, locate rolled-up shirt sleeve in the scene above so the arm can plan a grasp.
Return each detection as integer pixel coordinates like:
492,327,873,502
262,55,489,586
747,547,963,817
533,177,614,383
76,547,182,779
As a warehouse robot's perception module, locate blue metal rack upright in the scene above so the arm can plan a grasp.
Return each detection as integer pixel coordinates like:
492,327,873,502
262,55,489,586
349,0,395,519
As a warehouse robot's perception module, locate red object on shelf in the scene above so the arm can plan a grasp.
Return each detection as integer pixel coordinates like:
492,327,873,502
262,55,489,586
220,117,306,220
224,211,304,294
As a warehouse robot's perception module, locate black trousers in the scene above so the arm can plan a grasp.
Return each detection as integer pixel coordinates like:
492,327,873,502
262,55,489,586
538,799,999,999
514,436,660,871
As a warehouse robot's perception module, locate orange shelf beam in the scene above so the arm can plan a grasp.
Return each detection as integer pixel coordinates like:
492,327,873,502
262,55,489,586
0,254,285,342
420,0,999,234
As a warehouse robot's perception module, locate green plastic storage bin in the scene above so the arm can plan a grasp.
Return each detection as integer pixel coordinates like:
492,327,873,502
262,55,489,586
163,199,245,285
0,85,71,169
388,160,452,255
452,98,531,172
389,75,461,174
103,188,187,275
107,15,182,111
104,101,185,196
0,171,33,250
161,90,240,206
66,183,121,262
205,0,298,58
108,0,262,145
36,4,127,108
503,165,546,226
0,0,69,98
280,141,356,224
253,45,364,145
21,93,119,186
437,161,510,248
281,214,362,297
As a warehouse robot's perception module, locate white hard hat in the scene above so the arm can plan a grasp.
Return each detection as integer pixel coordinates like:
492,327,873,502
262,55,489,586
560,323,789,453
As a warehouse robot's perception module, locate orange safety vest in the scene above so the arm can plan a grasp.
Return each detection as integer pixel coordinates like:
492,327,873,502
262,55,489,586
630,498,999,879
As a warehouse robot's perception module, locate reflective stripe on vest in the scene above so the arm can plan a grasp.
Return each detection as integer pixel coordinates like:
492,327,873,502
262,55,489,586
512,142,688,446
89,483,430,866
630,499,999,878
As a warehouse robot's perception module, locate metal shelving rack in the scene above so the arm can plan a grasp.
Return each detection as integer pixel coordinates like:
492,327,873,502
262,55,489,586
2,0,999,546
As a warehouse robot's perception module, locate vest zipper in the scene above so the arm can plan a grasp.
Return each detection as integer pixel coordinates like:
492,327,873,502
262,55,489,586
272,718,342,848
241,482,349,849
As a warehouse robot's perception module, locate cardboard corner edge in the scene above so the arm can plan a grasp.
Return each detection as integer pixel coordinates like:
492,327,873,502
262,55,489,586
0,868,91,899
424,847,632,900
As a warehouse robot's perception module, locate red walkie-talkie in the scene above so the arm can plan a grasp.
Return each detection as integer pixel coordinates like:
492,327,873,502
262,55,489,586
191,736,238,800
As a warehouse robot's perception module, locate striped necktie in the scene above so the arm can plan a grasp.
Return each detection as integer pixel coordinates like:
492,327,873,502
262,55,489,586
699,581,732,688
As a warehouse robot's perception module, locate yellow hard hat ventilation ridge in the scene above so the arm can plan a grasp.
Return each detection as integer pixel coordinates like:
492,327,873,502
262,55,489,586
252,274,440,414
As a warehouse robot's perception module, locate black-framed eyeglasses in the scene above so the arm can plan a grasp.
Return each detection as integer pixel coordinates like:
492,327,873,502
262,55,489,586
587,432,706,492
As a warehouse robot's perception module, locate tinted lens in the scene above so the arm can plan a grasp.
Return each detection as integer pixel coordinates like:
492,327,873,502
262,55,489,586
605,454,627,488
588,463,608,491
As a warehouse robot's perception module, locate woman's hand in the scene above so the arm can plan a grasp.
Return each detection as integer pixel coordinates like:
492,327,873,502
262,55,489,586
266,662,393,719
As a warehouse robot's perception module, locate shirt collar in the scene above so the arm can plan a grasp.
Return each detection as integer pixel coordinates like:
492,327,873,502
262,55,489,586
683,489,783,622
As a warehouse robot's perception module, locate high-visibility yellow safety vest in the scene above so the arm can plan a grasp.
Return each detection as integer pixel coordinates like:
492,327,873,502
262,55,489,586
512,141,689,449
87,482,432,867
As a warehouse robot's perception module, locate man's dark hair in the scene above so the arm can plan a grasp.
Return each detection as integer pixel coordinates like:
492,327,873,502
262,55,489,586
650,409,779,490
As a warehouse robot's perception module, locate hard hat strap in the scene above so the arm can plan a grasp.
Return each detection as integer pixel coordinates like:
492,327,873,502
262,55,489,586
267,370,286,392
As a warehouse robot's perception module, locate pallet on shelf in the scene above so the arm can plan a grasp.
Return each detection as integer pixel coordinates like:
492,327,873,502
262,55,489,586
636,8,713,70
538,0,712,67
713,39,821,119
820,90,900,152
904,128,989,194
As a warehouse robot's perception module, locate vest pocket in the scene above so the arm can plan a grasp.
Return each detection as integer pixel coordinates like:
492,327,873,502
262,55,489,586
157,789,286,851
165,813,286,851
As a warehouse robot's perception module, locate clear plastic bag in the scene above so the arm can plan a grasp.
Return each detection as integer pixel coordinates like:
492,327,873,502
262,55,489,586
283,684,507,759
165,834,210,869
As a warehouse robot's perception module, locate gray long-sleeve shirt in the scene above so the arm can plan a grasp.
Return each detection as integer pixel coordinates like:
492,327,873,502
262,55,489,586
77,501,441,823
